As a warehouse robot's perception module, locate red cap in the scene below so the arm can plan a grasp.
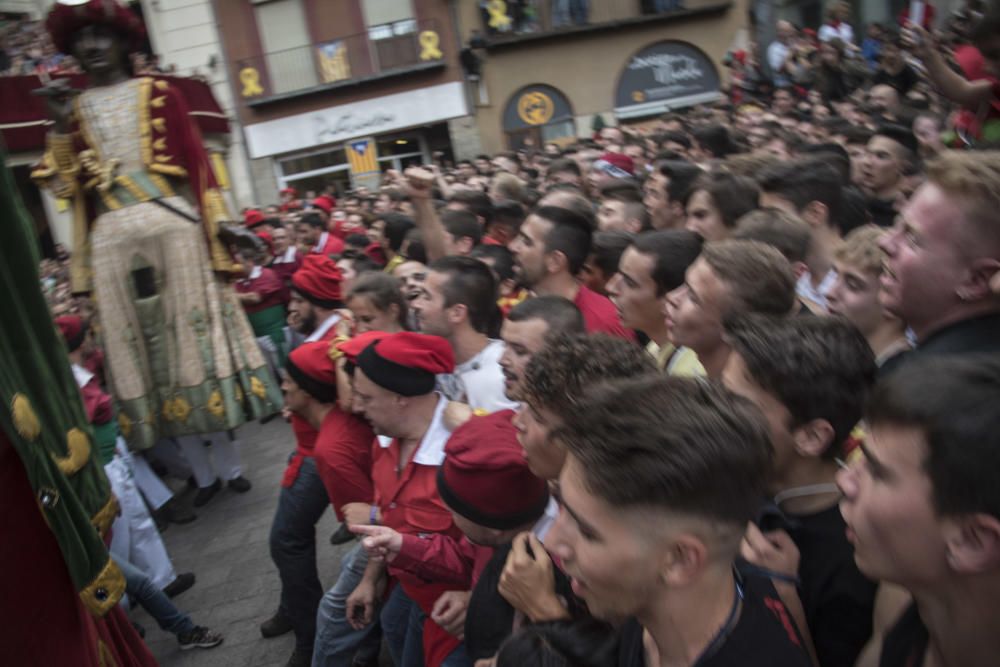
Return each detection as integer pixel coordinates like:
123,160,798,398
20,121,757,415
55,315,88,352
291,254,343,307
256,230,275,255
244,209,266,228
46,0,146,55
287,341,337,403
334,331,390,365
357,332,454,395
280,187,297,197
437,410,549,529
312,195,336,214
595,152,635,177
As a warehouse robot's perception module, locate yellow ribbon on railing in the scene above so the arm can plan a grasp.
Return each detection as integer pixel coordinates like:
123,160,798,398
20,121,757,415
240,67,264,97
486,0,512,30
419,30,443,61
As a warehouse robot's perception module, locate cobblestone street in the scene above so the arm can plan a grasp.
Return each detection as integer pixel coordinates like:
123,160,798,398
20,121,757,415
130,419,354,667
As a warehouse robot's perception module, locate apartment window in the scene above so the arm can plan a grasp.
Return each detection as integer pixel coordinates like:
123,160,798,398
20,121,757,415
361,0,417,71
255,0,318,93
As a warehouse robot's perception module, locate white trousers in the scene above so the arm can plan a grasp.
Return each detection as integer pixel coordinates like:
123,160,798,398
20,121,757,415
105,438,176,590
130,453,173,510
176,430,243,488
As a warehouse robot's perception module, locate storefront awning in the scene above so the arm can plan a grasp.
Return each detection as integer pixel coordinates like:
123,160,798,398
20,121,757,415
613,40,722,120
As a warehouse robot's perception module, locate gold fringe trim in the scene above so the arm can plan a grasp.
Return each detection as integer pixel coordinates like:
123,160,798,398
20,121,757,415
52,427,92,476
149,163,188,178
97,640,118,667
114,174,148,203
80,556,125,617
154,79,169,91
148,173,175,197
91,494,118,539
138,77,153,168
152,117,166,133
151,95,166,108
153,137,167,151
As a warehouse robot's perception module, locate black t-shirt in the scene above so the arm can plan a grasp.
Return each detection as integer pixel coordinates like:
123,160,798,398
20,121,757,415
787,505,878,667
616,570,812,667
879,602,927,667
873,65,919,94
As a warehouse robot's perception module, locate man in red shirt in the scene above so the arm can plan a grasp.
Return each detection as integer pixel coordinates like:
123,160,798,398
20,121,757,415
264,340,373,667
338,333,465,667
299,211,345,257
509,206,633,339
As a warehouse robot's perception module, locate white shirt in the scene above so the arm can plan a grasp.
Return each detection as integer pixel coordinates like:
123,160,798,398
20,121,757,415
71,363,94,389
377,394,452,466
304,312,342,343
437,339,518,413
818,22,854,44
273,246,298,264
767,40,791,84
534,497,560,543
796,269,837,311
311,231,330,254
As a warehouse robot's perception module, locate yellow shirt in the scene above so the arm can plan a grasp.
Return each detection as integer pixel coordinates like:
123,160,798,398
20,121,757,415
646,340,706,377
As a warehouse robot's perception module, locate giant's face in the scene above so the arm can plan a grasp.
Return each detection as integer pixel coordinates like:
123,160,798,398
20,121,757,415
72,24,124,76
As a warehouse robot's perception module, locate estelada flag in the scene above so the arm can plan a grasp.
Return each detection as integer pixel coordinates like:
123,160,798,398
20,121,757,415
347,138,379,174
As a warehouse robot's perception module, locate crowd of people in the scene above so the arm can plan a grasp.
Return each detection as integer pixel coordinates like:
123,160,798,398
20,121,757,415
24,0,1000,666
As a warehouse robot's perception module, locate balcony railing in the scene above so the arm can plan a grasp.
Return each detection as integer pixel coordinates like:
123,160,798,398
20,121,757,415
236,18,445,102
480,0,705,41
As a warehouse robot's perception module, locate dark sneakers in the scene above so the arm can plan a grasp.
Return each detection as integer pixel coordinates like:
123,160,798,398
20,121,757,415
227,476,252,493
285,648,312,667
163,572,196,599
260,610,294,638
193,478,222,507
177,626,223,650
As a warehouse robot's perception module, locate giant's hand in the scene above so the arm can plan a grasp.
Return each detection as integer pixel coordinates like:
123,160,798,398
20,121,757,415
32,79,79,133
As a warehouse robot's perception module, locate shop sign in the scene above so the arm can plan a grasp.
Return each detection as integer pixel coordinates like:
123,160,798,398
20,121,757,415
244,81,467,159
503,84,573,131
614,41,720,117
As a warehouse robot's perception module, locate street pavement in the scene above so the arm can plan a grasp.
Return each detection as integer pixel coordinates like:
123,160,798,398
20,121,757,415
130,418,355,666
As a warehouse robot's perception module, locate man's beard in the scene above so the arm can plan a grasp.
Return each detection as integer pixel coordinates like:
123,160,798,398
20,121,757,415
298,308,318,335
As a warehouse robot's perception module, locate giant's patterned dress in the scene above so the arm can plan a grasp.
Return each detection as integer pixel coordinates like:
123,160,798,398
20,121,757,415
34,77,281,449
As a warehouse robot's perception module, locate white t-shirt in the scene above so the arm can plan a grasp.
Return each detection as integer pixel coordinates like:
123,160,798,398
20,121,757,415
437,339,518,413
818,22,855,45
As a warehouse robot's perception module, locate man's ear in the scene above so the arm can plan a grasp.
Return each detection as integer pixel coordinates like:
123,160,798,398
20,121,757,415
447,302,468,326
960,258,1000,302
792,419,836,458
458,236,474,256
791,260,810,281
945,514,1000,574
544,250,567,276
802,200,828,228
660,533,709,588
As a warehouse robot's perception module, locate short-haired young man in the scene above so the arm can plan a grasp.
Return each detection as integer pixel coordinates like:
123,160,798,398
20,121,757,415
838,356,1000,667
499,296,585,402
440,209,483,257
509,206,632,339
879,150,1000,369
723,315,878,667
606,230,705,373
597,180,648,233
758,158,845,311
665,240,797,379
412,256,516,413
515,334,655,481
733,208,821,314
298,211,345,257
860,125,919,228
827,225,910,366
643,160,701,231
548,375,812,667
580,230,633,297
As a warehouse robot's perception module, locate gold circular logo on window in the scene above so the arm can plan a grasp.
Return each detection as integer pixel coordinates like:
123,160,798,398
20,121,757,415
517,91,555,126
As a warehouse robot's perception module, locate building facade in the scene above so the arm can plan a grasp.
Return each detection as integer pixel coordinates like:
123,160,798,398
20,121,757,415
454,0,750,154
211,0,473,204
